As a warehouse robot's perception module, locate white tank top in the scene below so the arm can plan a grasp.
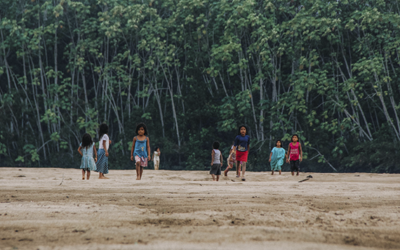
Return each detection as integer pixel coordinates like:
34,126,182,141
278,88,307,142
213,149,221,164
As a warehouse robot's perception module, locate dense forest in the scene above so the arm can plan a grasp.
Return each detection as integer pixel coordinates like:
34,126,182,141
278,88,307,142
1,0,400,172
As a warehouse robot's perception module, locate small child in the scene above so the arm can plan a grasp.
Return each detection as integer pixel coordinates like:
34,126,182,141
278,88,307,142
234,125,250,181
286,134,303,176
210,141,223,181
78,133,97,180
130,123,151,180
223,142,237,176
152,147,161,170
96,123,112,179
269,140,285,175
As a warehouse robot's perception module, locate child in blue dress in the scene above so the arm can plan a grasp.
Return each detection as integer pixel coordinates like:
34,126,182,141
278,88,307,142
130,123,151,180
269,140,285,175
78,133,97,180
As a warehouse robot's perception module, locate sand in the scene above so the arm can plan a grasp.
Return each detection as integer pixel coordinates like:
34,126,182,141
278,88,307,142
0,168,400,250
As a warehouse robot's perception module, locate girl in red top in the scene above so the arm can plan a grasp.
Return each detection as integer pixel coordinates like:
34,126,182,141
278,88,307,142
286,134,303,176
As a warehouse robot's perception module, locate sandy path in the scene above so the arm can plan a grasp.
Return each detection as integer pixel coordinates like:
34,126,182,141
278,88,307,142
0,168,399,250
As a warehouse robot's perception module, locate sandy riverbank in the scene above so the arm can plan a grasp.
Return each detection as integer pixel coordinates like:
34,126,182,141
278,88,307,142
1,168,399,249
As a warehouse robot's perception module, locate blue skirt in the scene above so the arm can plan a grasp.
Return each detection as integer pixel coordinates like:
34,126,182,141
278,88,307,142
80,156,96,171
96,149,109,174
271,157,284,171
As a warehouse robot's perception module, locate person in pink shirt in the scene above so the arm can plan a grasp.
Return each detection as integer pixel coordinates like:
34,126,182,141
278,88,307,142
286,134,303,176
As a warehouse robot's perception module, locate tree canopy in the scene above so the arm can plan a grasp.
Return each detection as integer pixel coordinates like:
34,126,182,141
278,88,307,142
1,0,400,172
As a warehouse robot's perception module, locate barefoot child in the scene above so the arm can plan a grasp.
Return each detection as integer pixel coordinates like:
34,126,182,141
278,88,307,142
286,134,303,176
96,124,112,179
269,140,285,175
130,123,151,180
210,141,223,181
78,133,97,180
234,125,250,181
224,143,237,176
152,147,161,170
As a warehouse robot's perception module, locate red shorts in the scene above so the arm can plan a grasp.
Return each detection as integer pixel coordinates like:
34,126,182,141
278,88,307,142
236,151,248,162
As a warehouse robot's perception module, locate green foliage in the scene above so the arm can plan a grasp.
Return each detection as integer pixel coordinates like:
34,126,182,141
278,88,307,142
50,132,60,142
77,108,99,138
0,134,6,156
16,144,39,163
1,0,400,172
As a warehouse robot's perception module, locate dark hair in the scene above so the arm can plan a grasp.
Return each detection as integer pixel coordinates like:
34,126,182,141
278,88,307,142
291,134,300,142
213,141,220,149
99,124,109,140
155,147,160,151
81,133,93,148
237,125,248,135
136,122,148,135
276,140,283,147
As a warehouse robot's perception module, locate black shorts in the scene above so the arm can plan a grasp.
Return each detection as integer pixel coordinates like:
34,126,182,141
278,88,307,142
210,164,221,175
290,160,300,172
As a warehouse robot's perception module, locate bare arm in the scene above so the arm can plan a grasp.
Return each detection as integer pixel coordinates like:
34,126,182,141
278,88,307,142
286,144,291,162
93,145,98,162
211,150,215,166
147,137,151,161
220,153,223,166
78,146,83,156
103,140,109,157
130,137,136,161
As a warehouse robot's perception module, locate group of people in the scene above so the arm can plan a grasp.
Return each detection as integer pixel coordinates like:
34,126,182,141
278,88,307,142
209,125,303,181
77,123,303,181
78,123,159,180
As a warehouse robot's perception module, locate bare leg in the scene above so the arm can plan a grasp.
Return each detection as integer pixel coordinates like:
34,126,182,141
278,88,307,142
82,170,85,180
236,161,239,176
271,170,274,175
140,167,143,179
241,162,246,179
211,174,215,181
291,171,294,176
236,161,241,177
279,170,281,175
297,171,299,176
136,162,140,180
87,170,91,180
224,163,232,176
216,175,220,181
